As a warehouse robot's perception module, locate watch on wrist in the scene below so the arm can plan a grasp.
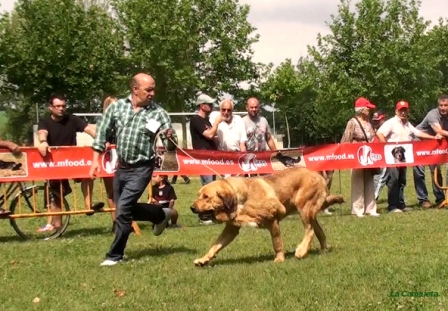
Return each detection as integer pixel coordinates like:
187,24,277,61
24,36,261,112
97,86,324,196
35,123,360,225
39,140,47,143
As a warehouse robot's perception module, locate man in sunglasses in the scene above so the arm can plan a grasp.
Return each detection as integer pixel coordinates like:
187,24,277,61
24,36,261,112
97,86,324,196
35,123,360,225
211,99,247,153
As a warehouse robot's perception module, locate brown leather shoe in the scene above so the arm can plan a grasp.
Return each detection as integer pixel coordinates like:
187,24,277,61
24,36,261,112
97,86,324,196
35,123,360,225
420,201,432,209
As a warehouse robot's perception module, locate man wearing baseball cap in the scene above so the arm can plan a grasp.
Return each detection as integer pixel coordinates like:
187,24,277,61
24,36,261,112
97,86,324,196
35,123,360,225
412,94,448,208
189,91,222,224
377,100,442,213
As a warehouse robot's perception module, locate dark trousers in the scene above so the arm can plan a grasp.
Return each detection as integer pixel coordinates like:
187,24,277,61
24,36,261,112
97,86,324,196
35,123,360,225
386,167,407,211
106,164,165,261
413,165,445,204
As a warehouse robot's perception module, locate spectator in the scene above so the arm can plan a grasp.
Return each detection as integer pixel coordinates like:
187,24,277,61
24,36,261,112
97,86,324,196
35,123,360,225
210,99,247,152
243,97,277,152
0,138,21,216
377,100,442,213
189,92,222,225
37,93,104,232
371,111,388,200
170,175,190,184
90,73,175,266
340,97,379,217
150,175,179,228
412,94,448,208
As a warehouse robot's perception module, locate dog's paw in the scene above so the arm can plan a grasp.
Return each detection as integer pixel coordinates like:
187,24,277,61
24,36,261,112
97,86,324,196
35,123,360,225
294,247,309,259
194,257,210,267
273,253,285,263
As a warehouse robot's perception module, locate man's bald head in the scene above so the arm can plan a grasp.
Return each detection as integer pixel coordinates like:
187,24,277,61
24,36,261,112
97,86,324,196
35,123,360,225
246,97,260,118
246,97,259,106
131,73,156,106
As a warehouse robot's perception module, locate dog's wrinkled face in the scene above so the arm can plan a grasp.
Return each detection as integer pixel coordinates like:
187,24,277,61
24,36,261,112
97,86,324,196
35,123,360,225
190,180,237,223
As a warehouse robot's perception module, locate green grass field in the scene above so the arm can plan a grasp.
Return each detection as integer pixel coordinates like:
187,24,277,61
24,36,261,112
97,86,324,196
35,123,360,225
1,169,447,311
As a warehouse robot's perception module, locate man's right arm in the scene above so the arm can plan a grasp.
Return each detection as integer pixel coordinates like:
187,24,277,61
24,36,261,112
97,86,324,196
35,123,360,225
202,115,222,140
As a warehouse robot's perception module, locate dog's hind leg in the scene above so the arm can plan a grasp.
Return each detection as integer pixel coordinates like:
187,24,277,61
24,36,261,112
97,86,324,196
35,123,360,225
267,220,285,263
295,208,315,259
194,224,240,267
310,218,327,251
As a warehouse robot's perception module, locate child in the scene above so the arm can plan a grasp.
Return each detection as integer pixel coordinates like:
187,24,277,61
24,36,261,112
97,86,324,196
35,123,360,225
149,175,179,228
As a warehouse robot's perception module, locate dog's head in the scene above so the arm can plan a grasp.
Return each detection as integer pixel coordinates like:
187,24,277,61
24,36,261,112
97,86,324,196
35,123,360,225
391,146,406,163
190,180,237,223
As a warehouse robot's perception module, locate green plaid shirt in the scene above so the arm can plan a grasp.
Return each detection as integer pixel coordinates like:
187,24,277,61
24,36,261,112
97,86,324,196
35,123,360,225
93,95,177,164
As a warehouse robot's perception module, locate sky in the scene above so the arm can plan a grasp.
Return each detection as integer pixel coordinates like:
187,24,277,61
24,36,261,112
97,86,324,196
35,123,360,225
0,0,445,66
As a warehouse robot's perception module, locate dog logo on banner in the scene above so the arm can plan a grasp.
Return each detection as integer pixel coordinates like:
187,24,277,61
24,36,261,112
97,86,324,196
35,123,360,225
357,145,382,166
238,153,267,172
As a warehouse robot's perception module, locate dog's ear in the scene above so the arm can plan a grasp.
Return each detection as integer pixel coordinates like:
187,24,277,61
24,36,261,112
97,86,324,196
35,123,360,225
217,191,236,210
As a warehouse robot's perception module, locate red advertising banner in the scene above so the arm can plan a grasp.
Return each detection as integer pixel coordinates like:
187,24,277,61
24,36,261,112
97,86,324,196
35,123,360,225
0,139,447,182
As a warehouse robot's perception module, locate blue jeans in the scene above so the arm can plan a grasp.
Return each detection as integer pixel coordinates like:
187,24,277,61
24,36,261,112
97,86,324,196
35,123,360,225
386,167,407,211
106,163,165,261
413,165,445,204
200,175,216,186
373,168,388,200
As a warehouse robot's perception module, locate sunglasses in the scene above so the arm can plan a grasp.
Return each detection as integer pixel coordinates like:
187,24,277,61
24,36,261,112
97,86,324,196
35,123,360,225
221,108,232,112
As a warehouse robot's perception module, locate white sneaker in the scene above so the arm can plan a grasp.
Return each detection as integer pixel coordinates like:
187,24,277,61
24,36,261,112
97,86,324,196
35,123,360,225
153,208,171,236
100,259,122,266
200,220,214,225
322,209,333,215
368,212,380,217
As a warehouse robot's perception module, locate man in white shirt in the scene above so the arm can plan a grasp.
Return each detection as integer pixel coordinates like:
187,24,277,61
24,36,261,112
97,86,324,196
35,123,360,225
377,100,441,213
210,99,247,152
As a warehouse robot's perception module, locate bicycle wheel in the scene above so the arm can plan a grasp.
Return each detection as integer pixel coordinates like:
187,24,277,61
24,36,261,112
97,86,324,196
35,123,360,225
9,185,71,240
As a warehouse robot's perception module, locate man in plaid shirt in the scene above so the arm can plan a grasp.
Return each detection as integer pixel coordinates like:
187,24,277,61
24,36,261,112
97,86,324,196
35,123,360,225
90,73,177,266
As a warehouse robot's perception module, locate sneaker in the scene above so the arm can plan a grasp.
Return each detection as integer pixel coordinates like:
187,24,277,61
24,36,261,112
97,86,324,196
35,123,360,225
402,207,414,212
100,259,122,266
322,209,333,215
389,208,403,213
153,208,171,236
200,220,214,225
367,212,380,217
37,224,54,232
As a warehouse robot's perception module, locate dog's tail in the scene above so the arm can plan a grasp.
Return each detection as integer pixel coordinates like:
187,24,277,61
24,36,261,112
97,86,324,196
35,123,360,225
321,194,344,211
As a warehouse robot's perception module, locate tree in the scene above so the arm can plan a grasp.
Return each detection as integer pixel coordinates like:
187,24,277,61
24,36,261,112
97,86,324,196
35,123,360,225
112,0,261,112
0,0,127,142
307,0,444,138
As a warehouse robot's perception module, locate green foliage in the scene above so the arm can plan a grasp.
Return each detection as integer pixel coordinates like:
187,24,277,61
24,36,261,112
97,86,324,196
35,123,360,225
262,0,447,144
0,0,127,142
112,0,260,111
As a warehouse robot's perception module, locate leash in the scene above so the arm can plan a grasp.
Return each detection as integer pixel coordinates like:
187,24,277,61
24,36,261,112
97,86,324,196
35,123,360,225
152,131,225,180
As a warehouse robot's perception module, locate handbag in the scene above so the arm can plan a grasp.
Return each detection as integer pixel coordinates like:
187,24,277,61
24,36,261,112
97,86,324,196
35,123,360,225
352,118,382,175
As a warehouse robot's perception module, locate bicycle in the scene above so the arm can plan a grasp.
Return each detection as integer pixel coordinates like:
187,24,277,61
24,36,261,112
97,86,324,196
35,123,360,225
0,181,71,240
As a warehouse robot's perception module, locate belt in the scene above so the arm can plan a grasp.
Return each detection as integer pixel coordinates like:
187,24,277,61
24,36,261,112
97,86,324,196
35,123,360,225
118,159,153,169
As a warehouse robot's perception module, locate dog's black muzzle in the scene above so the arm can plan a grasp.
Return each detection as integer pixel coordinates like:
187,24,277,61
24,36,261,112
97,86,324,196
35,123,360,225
190,206,215,221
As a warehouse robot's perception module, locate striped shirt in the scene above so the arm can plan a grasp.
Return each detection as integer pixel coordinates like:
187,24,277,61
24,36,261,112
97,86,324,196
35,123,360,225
92,95,176,164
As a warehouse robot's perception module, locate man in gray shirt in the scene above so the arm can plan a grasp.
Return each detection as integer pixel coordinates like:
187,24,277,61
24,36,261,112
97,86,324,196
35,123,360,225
413,94,448,208
243,97,277,151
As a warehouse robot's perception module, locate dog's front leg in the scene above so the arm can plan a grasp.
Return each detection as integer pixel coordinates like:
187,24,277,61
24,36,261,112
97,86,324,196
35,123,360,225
268,220,285,263
194,224,240,267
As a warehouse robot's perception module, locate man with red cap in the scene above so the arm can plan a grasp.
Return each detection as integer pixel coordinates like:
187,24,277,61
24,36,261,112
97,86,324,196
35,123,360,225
377,101,442,213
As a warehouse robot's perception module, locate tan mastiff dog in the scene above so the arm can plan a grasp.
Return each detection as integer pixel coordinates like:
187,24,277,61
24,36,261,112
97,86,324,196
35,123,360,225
190,167,344,266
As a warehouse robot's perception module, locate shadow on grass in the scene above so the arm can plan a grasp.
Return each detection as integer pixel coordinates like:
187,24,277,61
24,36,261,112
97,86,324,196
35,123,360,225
212,248,330,266
60,226,112,239
128,246,196,259
0,235,26,243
